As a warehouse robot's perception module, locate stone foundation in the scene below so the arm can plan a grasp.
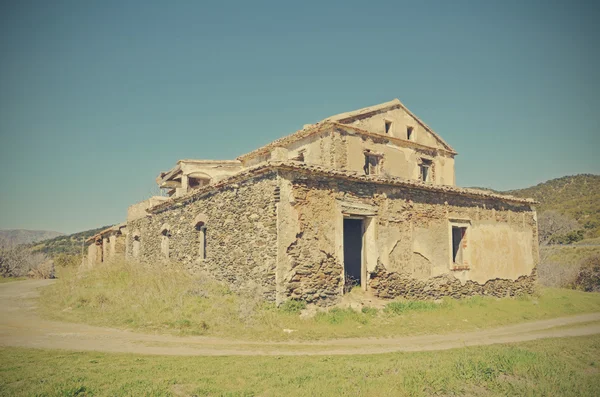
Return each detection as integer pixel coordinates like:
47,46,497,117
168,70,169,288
369,264,537,300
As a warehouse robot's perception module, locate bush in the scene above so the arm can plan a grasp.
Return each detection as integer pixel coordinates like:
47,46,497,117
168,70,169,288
537,260,581,288
54,253,82,268
361,306,378,316
28,260,55,279
550,229,586,245
574,255,600,292
279,299,307,314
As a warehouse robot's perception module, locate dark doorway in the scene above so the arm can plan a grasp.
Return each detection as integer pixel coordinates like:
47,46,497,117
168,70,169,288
343,218,363,293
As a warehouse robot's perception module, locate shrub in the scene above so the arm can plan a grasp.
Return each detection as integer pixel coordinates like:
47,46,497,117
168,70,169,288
279,299,307,314
27,260,55,279
54,253,82,268
537,260,581,288
574,255,600,292
361,306,378,316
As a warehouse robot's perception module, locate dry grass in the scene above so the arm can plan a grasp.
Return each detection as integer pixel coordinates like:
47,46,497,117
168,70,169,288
39,259,600,341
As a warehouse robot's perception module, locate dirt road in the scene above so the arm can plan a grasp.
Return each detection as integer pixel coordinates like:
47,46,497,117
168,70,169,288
1,279,599,356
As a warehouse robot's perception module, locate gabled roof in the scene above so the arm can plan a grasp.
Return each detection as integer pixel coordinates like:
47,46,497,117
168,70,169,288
236,99,456,161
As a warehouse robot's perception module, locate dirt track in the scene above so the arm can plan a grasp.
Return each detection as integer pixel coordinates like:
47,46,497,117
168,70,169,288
1,279,599,356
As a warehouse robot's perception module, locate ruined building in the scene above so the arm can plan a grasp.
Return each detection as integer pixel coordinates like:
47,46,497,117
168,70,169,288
86,99,539,305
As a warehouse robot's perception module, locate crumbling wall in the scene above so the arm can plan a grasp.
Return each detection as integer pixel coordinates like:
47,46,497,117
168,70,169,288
127,172,279,299
276,170,538,305
276,175,343,305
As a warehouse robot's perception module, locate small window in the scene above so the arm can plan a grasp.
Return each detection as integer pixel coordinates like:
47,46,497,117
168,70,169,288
452,226,467,265
364,153,382,175
384,120,392,134
419,159,432,182
407,126,414,141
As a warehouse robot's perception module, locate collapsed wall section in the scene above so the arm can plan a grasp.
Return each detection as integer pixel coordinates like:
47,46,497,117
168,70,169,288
126,172,279,299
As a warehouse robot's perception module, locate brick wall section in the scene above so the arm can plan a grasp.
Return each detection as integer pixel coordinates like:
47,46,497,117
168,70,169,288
127,173,279,299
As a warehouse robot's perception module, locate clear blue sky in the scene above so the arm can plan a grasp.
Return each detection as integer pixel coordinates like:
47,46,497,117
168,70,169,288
1,0,598,234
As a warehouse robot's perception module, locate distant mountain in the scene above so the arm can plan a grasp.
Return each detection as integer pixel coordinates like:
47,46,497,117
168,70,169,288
0,229,64,248
472,175,600,238
29,225,112,256
502,174,600,238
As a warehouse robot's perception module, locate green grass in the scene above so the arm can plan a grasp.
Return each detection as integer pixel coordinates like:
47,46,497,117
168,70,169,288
1,336,600,396
38,260,600,341
0,277,27,284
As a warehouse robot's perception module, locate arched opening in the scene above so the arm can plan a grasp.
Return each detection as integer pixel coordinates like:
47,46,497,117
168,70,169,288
160,224,171,259
187,172,212,192
132,232,141,258
192,214,208,260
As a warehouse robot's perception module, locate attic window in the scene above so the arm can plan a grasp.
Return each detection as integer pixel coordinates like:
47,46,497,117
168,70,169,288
384,120,392,134
407,127,414,141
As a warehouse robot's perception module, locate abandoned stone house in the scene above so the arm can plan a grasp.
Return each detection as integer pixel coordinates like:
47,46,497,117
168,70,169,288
85,99,539,305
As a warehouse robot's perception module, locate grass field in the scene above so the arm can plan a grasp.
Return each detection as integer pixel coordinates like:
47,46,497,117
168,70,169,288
1,335,599,396
38,260,600,341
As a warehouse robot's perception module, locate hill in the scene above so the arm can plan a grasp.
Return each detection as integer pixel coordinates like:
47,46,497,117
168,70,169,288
0,230,64,248
502,174,600,238
29,225,112,257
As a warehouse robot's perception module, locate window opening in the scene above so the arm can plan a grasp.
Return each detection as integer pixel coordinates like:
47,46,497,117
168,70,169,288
384,120,392,134
452,226,467,265
364,153,382,175
420,159,432,182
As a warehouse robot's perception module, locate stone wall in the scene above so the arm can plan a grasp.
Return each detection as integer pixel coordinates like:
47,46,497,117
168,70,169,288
127,172,279,299
369,265,537,300
276,169,538,306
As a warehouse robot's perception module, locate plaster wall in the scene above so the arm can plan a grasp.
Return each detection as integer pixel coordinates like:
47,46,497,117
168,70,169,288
343,133,455,185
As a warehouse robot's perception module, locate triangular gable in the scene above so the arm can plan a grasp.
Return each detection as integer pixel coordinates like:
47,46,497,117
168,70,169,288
323,99,456,154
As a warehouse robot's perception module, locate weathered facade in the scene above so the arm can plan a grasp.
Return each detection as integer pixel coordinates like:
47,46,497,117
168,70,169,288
86,99,539,305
